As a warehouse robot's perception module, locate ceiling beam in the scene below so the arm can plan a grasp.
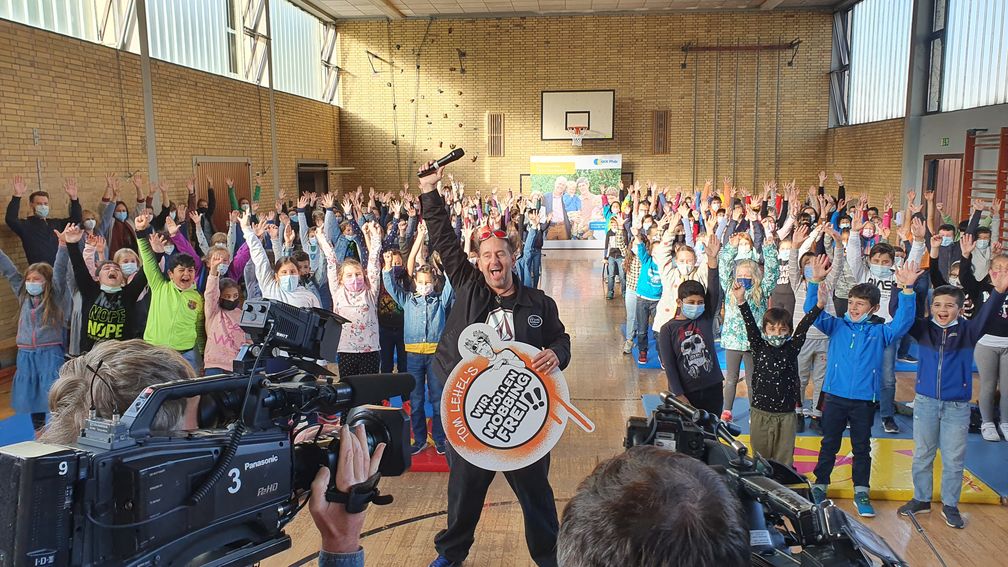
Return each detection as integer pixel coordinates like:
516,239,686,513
371,0,405,19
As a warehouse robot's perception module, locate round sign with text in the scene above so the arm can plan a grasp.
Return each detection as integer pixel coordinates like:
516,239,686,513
441,323,594,471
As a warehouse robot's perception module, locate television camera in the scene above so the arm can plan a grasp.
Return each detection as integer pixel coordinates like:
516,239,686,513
625,392,908,567
0,300,415,567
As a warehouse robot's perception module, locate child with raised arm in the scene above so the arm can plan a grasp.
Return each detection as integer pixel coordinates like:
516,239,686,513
656,235,725,414
319,220,383,376
804,254,921,517
897,255,1008,529
203,254,250,376
732,278,821,468
383,257,455,455
134,213,204,370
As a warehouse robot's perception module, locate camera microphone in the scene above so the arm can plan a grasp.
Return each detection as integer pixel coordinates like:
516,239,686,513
417,148,465,177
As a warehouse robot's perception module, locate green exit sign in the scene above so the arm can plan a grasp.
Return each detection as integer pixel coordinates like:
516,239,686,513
941,137,950,147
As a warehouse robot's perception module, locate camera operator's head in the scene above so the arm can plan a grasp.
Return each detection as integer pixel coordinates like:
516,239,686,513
40,339,196,445
558,446,749,567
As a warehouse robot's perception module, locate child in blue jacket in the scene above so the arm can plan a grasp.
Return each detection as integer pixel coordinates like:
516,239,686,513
896,258,1008,529
804,254,922,517
383,261,454,455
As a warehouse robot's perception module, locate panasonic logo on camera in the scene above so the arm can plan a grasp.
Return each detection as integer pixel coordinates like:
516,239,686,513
245,455,279,471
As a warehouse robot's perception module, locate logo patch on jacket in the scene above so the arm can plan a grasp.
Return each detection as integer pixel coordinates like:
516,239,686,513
188,300,198,311
528,315,543,328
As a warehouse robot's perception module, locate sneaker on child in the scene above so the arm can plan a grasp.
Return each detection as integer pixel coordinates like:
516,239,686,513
811,485,827,505
637,351,647,364
428,555,460,567
853,492,875,517
980,422,1001,442
897,499,931,516
942,505,965,529
882,417,900,434
622,339,634,355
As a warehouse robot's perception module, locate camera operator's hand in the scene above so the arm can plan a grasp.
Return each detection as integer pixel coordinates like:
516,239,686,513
309,424,386,555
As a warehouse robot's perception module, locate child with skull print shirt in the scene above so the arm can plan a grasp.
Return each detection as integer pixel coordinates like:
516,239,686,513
657,240,725,416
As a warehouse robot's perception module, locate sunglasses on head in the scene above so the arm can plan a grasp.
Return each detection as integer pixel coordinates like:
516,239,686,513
477,227,507,242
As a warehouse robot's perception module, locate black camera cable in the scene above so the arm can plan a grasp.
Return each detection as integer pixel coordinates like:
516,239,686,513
188,324,274,506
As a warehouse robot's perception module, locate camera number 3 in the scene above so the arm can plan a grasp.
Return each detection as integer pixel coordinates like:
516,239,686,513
227,467,242,494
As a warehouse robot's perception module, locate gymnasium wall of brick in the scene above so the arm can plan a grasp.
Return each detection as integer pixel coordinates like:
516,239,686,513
0,18,340,349
825,119,907,202
335,12,833,193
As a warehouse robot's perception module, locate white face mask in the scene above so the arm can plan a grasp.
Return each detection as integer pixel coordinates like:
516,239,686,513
676,263,694,275
416,283,434,296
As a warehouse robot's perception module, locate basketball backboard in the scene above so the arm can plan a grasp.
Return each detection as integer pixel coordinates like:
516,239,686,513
541,90,615,141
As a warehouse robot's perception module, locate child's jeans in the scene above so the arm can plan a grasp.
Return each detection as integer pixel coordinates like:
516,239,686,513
405,353,446,450
880,341,898,419
635,298,659,353
911,394,970,507
624,290,638,342
814,393,876,491
606,256,625,298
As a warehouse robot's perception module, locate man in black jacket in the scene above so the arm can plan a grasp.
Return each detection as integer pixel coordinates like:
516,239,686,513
419,163,570,567
6,175,82,265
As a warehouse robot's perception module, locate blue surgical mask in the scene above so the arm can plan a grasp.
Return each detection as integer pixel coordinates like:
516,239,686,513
695,242,706,255
217,263,229,275
114,211,128,222
868,264,892,279
737,277,754,290
34,205,49,218
363,213,374,222
100,284,122,294
681,304,705,320
163,244,176,255
25,282,44,296
977,239,990,250
844,312,869,324
169,211,176,220
308,237,318,247
83,219,96,231
803,266,814,280
279,274,298,292
941,236,953,247
764,334,788,347
120,261,138,276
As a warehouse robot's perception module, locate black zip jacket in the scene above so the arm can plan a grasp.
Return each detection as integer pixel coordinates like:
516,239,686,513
421,190,571,380
6,196,82,265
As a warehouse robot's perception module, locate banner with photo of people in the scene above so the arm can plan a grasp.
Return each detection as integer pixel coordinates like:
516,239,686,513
529,155,622,243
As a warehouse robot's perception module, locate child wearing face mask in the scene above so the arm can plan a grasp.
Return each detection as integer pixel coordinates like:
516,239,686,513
656,236,724,414
203,254,250,375
733,283,821,467
804,255,921,517
377,250,408,374
633,224,665,364
0,241,67,432
847,214,927,434
64,224,147,351
321,222,383,376
383,264,455,454
241,211,320,309
897,276,1008,529
719,233,780,422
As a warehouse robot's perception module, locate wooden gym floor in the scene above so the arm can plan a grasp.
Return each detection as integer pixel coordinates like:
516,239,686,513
265,250,1006,567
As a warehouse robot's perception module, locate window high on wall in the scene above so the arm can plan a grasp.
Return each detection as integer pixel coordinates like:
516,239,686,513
0,0,340,106
845,0,913,125
935,0,1008,112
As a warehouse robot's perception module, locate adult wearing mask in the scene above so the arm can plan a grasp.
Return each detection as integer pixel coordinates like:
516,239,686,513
419,163,570,567
6,176,82,265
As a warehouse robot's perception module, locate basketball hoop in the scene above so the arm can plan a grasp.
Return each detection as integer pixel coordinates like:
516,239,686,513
568,127,586,147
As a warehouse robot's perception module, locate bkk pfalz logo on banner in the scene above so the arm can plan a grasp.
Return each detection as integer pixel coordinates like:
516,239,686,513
442,323,594,471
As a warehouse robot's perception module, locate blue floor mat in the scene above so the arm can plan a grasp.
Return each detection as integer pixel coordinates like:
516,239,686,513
0,413,36,446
